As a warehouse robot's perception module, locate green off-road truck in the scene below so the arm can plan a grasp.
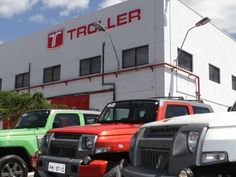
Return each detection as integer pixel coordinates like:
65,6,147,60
0,109,100,177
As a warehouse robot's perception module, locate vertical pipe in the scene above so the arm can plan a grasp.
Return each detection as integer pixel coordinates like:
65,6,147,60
102,42,116,101
28,63,31,93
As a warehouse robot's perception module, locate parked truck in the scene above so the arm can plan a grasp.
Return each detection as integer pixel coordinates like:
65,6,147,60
0,109,100,177
35,98,213,177
122,101,236,177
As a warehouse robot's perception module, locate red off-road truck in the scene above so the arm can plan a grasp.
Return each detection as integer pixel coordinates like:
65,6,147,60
34,98,213,177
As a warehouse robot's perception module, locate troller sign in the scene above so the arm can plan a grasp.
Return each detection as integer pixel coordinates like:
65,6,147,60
47,9,141,49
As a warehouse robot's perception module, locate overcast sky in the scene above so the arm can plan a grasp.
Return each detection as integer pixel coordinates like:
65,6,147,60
0,0,235,43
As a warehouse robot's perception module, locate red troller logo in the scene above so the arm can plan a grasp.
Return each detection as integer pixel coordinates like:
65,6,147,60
48,29,64,49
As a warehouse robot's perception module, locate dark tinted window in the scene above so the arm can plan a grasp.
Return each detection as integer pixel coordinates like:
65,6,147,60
98,100,158,123
53,113,80,128
44,65,61,83
123,45,148,68
15,72,29,89
80,56,101,76
15,110,50,128
209,64,220,83
166,105,189,118
84,114,98,124
232,75,236,91
177,49,193,72
193,106,210,114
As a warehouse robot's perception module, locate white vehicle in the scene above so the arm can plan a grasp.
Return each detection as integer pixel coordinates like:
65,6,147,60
122,104,236,177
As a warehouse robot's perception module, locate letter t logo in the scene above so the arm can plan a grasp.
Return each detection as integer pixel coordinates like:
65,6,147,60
48,29,64,49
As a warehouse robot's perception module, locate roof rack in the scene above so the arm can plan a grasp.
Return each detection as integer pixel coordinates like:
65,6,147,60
184,99,204,103
151,96,184,100
151,97,204,103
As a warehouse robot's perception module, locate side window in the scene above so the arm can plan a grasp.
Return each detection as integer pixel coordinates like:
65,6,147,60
84,114,99,124
166,105,189,118
53,113,80,128
193,106,210,114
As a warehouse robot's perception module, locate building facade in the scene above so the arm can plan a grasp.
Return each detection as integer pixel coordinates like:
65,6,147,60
0,0,236,111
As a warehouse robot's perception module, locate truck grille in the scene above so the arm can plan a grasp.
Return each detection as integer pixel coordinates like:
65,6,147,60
48,133,80,158
143,126,180,138
49,143,77,158
54,133,81,140
141,148,169,169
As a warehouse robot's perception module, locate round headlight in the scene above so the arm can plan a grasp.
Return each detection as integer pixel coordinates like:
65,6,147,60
86,137,94,149
187,131,199,153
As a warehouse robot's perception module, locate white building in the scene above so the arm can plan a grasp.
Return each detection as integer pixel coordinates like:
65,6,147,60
0,0,236,111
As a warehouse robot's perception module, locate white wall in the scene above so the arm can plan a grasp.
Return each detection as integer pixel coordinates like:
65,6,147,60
164,0,236,111
0,0,235,112
0,0,167,110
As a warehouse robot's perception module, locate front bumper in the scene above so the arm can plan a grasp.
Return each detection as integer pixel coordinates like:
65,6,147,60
122,165,176,177
37,155,81,177
37,155,108,177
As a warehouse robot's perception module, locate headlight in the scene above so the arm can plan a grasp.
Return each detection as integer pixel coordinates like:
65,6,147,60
43,133,54,147
202,152,227,164
36,135,44,149
187,131,200,153
79,134,97,151
86,137,94,149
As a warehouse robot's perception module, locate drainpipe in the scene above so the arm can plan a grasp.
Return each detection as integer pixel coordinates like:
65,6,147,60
102,42,116,101
28,63,31,93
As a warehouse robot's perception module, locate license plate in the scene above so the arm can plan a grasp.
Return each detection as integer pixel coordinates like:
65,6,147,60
48,162,66,174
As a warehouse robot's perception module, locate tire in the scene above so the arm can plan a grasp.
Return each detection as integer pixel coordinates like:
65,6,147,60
103,165,121,177
0,155,28,177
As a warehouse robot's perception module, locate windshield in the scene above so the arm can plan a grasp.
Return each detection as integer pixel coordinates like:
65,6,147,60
15,110,50,129
98,100,158,123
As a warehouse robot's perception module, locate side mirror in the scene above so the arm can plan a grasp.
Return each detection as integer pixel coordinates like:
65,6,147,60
52,121,60,129
227,107,232,112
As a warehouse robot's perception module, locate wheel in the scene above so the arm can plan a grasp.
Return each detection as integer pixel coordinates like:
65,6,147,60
0,155,28,177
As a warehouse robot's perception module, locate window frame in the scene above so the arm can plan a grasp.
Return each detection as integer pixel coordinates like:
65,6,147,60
209,64,220,84
165,105,189,118
80,56,101,76
53,113,80,128
177,48,193,72
15,72,29,89
122,45,149,69
43,65,61,83
232,75,236,91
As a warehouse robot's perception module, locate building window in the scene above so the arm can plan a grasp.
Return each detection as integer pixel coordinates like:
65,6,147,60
0,78,2,91
123,45,148,68
209,64,220,83
15,72,29,89
177,49,193,72
44,65,61,83
232,75,236,90
80,56,101,76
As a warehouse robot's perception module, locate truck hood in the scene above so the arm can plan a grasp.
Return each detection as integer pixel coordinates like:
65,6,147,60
0,128,37,137
142,112,236,128
49,123,142,136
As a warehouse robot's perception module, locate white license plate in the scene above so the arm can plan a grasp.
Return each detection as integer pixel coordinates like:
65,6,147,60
48,162,66,174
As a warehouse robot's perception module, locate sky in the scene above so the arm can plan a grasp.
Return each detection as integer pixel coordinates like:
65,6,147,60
0,0,235,43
